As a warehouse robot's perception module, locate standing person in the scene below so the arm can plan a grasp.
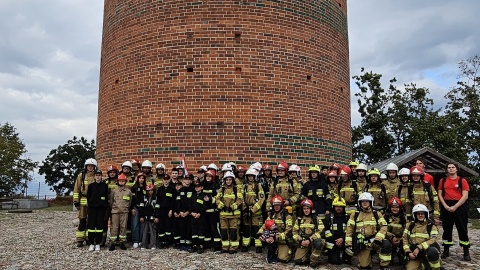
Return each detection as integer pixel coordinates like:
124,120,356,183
349,161,359,180
241,168,265,253
131,159,141,178
189,178,208,253
383,163,400,202
203,169,222,251
301,165,329,220
170,167,180,186
355,164,368,193
409,166,440,225
415,158,434,187
325,170,339,212
259,164,274,222
216,171,244,254
384,197,407,265
109,173,132,251
139,183,157,250
323,197,352,265
338,167,359,216
235,165,247,189
266,162,301,217
363,168,387,212
153,163,167,189
178,174,195,251
155,174,175,249
397,168,413,220
73,158,97,247
101,164,119,246
172,181,184,249
438,163,471,261
131,172,146,248
402,204,442,270
86,169,108,251
288,164,303,185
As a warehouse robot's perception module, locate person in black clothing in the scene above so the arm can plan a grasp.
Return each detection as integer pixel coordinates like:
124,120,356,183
301,165,329,219
139,183,157,249
86,169,109,252
177,173,195,251
155,174,175,248
172,180,184,248
203,169,222,251
190,178,208,253
131,172,146,248
323,197,351,265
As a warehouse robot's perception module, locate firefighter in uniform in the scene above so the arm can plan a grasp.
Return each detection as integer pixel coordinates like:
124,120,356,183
383,163,400,202
153,163,167,189
384,197,407,265
355,163,368,193
189,178,208,254
203,169,222,251
397,168,413,220
345,192,391,269
155,174,174,248
241,168,265,253
409,166,440,225
216,171,244,253
301,165,329,221
235,165,247,188
349,160,359,180
73,158,97,247
86,169,108,252
266,162,301,218
326,170,339,211
288,164,304,185
292,198,325,267
259,164,274,222
101,164,119,246
121,161,136,188
109,173,132,251
178,173,195,251
258,195,294,263
338,167,359,216
364,168,387,212
402,204,442,270
323,197,352,265
131,159,141,178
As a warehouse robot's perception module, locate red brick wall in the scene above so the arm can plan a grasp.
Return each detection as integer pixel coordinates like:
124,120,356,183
97,0,351,170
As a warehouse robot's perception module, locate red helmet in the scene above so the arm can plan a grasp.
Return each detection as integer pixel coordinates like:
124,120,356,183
327,170,338,177
330,163,342,171
262,164,273,171
340,165,351,175
237,165,247,172
206,169,216,178
388,197,403,208
136,172,147,180
271,195,284,205
264,219,277,231
131,159,140,165
118,173,127,181
107,165,119,174
300,198,314,209
146,183,155,191
276,162,288,171
410,166,424,175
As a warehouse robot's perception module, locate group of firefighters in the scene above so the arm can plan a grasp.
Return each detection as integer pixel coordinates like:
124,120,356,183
73,158,471,269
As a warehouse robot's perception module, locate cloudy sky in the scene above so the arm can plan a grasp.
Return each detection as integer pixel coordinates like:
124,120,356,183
1,1,479,195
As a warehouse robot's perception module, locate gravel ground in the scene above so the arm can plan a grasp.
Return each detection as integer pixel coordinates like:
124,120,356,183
0,210,477,270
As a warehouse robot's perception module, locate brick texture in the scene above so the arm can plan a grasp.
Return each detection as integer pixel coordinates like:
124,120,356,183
97,0,351,170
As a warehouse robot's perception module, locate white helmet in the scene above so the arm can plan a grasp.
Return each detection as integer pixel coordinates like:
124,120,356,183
221,163,233,172
358,192,374,205
122,161,133,169
251,162,262,172
223,171,235,180
356,163,367,171
84,158,97,167
142,160,153,168
386,163,398,172
288,164,301,172
412,203,429,220
398,168,410,176
156,163,166,170
380,173,387,180
198,165,208,172
246,168,258,177
207,163,218,171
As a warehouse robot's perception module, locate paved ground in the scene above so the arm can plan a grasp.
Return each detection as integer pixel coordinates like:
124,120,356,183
0,209,477,269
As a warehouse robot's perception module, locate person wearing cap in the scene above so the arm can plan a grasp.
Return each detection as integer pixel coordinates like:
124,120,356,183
203,169,222,252
292,198,325,267
355,164,368,193
155,174,175,249
241,168,265,253
323,197,352,265
320,166,329,176
86,169,108,251
216,171,244,254
139,183,158,249
109,173,132,251
177,173,195,251
189,178,208,254
384,197,407,265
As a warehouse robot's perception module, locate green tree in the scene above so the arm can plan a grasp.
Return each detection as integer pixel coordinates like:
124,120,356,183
0,123,37,195
38,136,96,196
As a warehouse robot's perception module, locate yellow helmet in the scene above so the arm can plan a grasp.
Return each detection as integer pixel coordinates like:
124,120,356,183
332,197,346,207
349,160,359,167
367,168,381,176
308,165,321,173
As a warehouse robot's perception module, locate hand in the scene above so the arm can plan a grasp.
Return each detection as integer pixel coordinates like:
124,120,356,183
283,200,290,206
140,217,144,223
301,240,310,247
168,210,172,218
325,210,330,215
413,248,419,256
174,213,179,218
409,252,416,260
266,237,274,244
196,213,200,218
335,238,343,247
154,218,159,223
131,209,136,216
392,237,400,245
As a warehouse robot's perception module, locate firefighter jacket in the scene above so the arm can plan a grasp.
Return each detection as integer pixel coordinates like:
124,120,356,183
106,178,118,196
73,171,95,206
243,181,265,216
216,185,243,218
384,212,407,240
86,180,109,208
155,184,175,210
110,186,132,214
410,181,440,220
383,177,400,202
258,209,293,243
290,175,304,186
266,175,301,210
259,175,274,196
138,194,158,221
292,215,324,243
235,177,245,191
302,178,329,215
345,207,388,246
122,172,135,187
364,181,387,210
402,221,439,253
203,180,220,212
339,179,358,206
190,191,208,215
326,182,339,204
356,176,368,194
323,212,349,250
397,182,413,219
175,185,194,214
153,174,166,189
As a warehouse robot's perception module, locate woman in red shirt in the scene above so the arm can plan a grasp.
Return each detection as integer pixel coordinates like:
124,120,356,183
437,163,470,261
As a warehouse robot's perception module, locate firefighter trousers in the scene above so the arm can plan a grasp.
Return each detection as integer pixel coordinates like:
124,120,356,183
140,221,157,249
406,243,441,270
204,211,221,249
357,240,392,268
220,217,240,251
241,214,262,247
87,207,106,245
76,205,88,241
191,214,206,247
156,208,172,245
110,212,128,242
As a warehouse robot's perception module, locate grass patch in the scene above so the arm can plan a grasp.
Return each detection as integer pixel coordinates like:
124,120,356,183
44,205,73,211
470,219,480,230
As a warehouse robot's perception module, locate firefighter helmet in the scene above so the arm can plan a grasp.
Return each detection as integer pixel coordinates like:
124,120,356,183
398,168,410,176
237,165,247,172
358,192,374,205
388,197,403,208
410,165,424,175
156,163,167,170
221,163,233,172
386,163,398,172
262,164,273,171
94,169,102,175
300,198,314,209
276,162,288,171
308,165,321,172
412,203,429,220
205,169,216,178
333,197,347,207
246,168,258,177
271,195,284,206
122,161,133,169
327,170,338,177
265,219,277,231
367,168,381,176
118,173,127,181
223,171,235,180
107,165,119,174
340,165,351,175
84,158,97,167
349,160,359,167
207,163,218,171
356,163,368,171
146,183,154,191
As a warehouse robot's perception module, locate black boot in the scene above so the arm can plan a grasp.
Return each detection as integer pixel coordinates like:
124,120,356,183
255,247,263,253
109,244,115,251
120,242,127,250
76,241,84,248
464,246,471,261
189,245,198,253
241,246,248,252
197,245,204,254
441,246,449,259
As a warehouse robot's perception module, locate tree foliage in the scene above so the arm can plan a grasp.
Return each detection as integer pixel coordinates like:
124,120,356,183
0,123,37,195
38,136,96,196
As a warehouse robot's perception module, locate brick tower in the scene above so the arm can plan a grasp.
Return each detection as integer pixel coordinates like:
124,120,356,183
97,0,351,170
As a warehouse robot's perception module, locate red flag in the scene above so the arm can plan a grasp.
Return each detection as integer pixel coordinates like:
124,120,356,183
182,153,189,175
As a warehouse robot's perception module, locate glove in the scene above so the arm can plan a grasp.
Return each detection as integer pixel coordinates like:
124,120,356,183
74,202,80,210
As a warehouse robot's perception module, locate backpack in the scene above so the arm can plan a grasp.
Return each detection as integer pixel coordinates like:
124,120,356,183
407,182,435,211
407,221,434,237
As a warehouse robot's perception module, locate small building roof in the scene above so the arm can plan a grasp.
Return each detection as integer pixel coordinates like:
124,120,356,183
369,147,478,178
